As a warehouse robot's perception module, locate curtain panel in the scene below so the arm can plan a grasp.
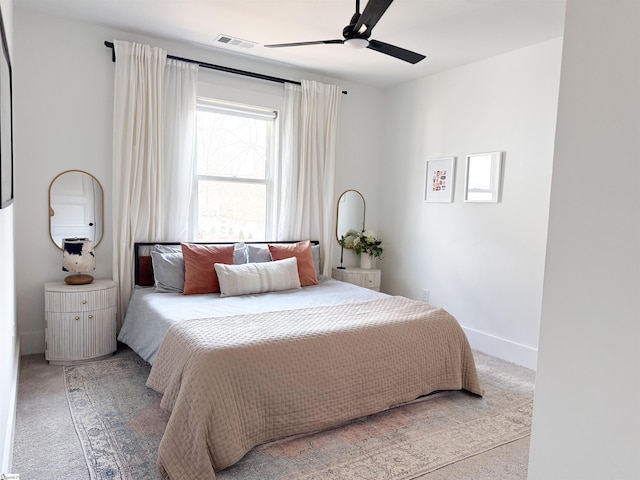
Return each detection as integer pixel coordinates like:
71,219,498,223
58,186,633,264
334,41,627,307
162,59,199,240
277,80,342,275
111,40,198,324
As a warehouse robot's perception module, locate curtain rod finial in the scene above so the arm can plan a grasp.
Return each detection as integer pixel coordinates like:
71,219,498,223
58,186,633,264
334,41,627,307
104,40,116,62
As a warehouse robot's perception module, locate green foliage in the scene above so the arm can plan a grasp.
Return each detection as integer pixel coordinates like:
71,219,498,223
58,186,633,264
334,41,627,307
342,229,384,259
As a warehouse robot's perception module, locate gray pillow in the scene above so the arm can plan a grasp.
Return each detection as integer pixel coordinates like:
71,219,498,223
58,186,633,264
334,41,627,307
154,243,181,253
311,244,321,276
233,242,247,264
247,244,272,263
150,250,185,293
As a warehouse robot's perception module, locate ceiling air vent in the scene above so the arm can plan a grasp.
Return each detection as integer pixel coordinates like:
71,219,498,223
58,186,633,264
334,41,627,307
213,34,256,50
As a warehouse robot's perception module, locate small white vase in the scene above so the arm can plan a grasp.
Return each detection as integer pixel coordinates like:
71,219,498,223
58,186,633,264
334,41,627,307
360,254,373,270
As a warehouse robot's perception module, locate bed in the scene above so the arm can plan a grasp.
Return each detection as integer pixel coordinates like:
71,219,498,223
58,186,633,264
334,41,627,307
117,241,483,480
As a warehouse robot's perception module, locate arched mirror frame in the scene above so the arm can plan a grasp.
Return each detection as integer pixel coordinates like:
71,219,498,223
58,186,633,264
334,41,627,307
48,169,104,250
336,189,366,245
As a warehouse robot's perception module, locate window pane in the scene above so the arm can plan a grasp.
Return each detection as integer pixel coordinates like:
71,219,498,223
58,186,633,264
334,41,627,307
197,110,268,180
197,180,266,242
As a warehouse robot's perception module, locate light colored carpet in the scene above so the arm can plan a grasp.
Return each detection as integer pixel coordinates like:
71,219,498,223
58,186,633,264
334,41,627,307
13,346,534,480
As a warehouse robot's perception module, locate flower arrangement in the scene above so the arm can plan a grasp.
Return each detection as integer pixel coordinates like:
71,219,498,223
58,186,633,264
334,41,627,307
343,229,384,259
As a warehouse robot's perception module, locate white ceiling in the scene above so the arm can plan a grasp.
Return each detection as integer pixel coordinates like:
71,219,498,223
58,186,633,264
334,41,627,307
16,0,566,88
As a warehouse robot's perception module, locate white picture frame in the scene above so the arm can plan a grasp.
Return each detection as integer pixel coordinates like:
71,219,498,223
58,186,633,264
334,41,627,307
464,151,503,203
424,157,456,203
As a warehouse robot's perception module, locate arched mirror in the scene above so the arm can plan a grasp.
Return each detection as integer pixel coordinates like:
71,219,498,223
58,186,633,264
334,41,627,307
336,189,365,244
49,170,104,250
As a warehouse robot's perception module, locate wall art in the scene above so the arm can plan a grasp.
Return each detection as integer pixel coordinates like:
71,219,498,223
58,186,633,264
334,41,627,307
464,151,503,203
424,157,455,203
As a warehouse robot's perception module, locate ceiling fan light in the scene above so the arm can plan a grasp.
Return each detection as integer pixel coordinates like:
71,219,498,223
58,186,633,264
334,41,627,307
344,38,369,49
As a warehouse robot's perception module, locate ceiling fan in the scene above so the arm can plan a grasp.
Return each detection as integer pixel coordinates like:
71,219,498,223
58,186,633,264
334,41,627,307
264,0,425,64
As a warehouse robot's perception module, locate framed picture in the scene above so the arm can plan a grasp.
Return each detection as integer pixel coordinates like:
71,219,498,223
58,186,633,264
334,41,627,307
0,5,13,209
424,157,456,203
464,151,503,203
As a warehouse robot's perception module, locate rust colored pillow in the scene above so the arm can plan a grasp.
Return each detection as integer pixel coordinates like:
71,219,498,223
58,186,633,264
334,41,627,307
268,240,318,287
181,243,235,295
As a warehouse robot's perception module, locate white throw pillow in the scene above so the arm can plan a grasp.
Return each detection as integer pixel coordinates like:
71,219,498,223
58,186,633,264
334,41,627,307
214,257,301,297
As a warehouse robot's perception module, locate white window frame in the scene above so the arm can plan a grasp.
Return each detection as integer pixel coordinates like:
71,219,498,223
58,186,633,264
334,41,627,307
194,98,278,241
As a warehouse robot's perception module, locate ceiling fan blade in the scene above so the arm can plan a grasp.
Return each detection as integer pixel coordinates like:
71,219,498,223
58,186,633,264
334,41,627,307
265,39,344,48
367,39,425,64
354,0,394,35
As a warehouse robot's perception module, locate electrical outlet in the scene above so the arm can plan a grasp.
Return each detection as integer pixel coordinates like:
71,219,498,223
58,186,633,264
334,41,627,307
422,289,430,302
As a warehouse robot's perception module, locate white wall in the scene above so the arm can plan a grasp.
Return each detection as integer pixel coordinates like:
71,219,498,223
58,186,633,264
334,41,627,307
380,39,563,369
0,0,17,471
528,1,640,478
13,9,385,354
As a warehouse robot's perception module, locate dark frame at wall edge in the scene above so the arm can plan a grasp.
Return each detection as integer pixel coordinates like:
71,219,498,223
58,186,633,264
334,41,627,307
0,4,13,209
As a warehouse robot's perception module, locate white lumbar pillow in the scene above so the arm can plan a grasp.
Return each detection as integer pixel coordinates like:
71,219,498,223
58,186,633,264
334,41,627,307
214,256,301,297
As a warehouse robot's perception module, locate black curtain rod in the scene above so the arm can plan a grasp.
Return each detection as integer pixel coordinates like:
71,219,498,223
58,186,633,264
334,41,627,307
104,41,347,95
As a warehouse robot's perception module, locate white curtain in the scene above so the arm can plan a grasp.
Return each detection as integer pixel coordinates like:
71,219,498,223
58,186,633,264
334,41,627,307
162,59,199,240
277,80,342,275
112,41,198,324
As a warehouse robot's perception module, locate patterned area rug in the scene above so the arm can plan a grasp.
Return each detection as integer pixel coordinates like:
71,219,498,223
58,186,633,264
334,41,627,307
64,351,534,480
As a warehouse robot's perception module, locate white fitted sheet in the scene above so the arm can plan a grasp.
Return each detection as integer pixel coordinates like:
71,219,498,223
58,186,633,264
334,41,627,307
117,276,387,364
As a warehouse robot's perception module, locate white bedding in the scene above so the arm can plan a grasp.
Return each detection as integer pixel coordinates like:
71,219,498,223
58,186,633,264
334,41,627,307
118,276,387,364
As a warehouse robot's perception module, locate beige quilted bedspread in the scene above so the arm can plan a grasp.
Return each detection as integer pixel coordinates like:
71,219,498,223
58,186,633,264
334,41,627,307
147,296,483,480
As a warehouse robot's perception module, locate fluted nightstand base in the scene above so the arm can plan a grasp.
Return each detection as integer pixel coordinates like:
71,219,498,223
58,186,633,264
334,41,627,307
332,267,381,291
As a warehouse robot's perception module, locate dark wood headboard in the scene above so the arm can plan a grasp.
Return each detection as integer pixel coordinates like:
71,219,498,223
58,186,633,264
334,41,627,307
134,241,320,287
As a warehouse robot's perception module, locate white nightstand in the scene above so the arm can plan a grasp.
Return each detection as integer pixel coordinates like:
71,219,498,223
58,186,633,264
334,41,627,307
332,267,381,292
44,279,118,365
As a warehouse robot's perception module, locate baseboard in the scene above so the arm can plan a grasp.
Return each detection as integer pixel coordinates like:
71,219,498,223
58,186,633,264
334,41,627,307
462,325,538,371
1,340,19,473
18,330,45,355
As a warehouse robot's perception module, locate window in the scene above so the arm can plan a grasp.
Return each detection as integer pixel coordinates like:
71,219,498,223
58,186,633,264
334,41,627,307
195,99,277,241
